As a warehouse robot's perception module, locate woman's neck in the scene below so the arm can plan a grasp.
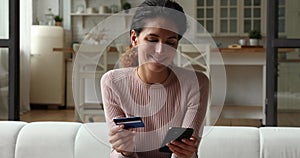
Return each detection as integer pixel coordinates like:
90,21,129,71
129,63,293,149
137,66,171,84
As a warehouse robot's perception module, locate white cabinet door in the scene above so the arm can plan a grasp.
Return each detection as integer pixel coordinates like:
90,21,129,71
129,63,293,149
195,0,266,36
195,0,216,34
218,0,239,35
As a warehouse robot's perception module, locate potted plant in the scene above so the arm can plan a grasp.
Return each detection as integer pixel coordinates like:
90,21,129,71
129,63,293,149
122,2,131,13
54,15,63,26
248,30,262,46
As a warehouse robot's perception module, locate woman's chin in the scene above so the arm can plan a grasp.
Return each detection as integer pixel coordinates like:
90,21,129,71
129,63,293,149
147,62,168,72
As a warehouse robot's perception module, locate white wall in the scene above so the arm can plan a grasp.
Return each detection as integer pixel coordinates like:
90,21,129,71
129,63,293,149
63,0,71,30
33,0,59,25
0,0,9,39
177,0,195,17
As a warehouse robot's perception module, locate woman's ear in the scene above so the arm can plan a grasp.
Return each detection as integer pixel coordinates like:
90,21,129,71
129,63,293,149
130,30,138,46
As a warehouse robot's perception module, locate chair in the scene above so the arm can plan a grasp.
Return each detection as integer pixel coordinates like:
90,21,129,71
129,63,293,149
177,44,210,76
73,44,107,122
177,44,214,125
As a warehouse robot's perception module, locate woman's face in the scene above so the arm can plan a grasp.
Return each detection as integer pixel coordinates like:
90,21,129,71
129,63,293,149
131,17,179,72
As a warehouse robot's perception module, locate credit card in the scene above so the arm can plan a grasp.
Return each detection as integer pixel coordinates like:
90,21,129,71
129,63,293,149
113,117,145,129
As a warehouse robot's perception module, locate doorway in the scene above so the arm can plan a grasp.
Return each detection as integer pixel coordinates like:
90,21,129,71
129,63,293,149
266,0,300,126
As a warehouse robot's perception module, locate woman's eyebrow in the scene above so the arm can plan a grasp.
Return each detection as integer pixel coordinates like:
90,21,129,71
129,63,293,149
147,33,159,37
147,33,178,39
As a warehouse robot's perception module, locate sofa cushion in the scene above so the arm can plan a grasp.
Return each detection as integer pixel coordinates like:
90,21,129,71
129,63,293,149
260,127,300,158
199,126,260,158
15,122,82,158
0,121,27,158
75,123,111,158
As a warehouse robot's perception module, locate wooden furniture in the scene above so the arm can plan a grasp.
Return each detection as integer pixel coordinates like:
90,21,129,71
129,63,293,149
177,45,266,125
214,47,266,125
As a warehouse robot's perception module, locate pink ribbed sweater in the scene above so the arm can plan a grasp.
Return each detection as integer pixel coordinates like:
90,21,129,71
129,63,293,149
101,66,209,158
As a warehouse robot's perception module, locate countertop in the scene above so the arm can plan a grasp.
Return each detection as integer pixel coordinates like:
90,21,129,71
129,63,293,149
215,47,295,53
218,47,265,53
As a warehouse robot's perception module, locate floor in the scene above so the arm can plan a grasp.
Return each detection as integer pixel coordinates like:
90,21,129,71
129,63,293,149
20,108,79,122
278,111,300,127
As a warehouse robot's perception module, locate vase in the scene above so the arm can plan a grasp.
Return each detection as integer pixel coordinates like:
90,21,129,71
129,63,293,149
249,39,259,46
55,22,62,27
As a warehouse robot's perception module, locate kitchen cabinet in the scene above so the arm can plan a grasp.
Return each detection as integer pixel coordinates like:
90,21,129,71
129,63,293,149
70,0,136,41
195,0,266,36
211,48,266,125
175,45,265,125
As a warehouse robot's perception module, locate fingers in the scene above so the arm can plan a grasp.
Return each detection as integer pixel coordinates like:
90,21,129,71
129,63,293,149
113,131,136,148
109,128,135,143
167,136,199,158
109,125,124,136
109,125,136,153
183,136,198,147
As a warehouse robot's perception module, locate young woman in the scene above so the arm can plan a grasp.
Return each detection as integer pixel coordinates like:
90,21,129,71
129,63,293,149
101,0,209,157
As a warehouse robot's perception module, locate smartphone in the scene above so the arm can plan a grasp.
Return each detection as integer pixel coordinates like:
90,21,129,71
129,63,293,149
159,127,194,153
113,116,145,129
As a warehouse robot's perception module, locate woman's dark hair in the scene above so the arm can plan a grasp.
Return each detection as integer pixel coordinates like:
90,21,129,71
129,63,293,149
120,0,187,67
131,0,187,40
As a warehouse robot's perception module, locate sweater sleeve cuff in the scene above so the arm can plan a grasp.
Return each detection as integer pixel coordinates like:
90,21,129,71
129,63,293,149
110,149,138,158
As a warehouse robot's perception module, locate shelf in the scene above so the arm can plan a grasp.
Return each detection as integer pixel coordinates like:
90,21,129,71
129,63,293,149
70,13,114,16
70,13,133,28
70,13,134,16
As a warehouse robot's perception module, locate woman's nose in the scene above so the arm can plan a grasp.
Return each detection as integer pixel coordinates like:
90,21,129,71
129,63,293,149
155,43,164,54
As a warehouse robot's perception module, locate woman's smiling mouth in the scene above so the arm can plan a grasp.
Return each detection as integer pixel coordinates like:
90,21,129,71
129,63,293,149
148,54,168,64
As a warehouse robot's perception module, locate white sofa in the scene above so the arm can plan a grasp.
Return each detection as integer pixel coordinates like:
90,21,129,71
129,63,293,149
0,121,300,158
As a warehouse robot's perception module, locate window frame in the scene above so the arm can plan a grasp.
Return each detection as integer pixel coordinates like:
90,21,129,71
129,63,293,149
0,0,20,120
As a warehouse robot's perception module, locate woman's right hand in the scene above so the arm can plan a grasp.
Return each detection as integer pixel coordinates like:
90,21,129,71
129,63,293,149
109,125,136,156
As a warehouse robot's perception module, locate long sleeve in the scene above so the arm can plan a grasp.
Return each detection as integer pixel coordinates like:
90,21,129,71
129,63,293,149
182,72,209,136
101,71,126,128
171,71,209,158
110,150,139,158
100,67,209,158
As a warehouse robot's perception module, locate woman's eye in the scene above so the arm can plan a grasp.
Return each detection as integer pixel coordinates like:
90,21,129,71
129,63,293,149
146,38,158,42
166,41,176,46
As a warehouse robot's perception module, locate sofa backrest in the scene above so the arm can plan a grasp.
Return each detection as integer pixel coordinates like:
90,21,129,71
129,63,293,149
199,126,259,158
0,122,111,158
1,121,300,158
0,121,27,158
259,127,300,158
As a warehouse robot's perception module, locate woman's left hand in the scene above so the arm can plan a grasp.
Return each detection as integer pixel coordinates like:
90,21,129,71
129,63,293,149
167,136,199,158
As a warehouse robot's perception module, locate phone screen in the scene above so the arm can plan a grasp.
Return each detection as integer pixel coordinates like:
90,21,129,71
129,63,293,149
159,127,194,153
